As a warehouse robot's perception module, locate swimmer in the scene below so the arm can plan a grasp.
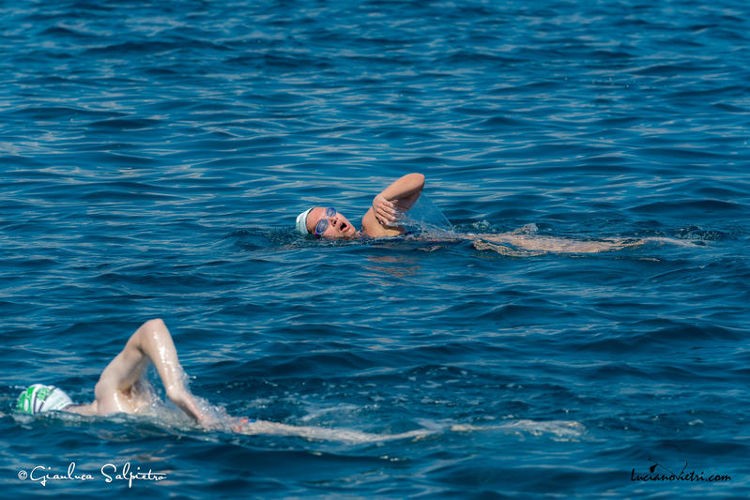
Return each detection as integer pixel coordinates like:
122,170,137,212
16,319,216,427
14,319,429,443
295,173,696,254
296,173,426,239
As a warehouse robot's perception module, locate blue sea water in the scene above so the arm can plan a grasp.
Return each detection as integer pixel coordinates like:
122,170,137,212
1,0,749,497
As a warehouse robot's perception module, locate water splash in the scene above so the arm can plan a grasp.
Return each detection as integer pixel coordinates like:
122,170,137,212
401,194,453,234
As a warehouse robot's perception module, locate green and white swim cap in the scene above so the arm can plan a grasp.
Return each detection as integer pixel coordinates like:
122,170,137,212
16,384,73,415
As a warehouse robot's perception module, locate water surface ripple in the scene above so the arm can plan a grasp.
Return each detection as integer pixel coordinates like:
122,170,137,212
1,0,748,497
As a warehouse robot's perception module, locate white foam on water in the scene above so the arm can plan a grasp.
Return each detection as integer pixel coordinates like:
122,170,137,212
236,419,433,444
234,418,585,444
451,419,586,441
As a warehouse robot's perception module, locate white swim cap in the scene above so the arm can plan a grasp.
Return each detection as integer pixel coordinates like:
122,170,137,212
16,384,73,415
295,207,314,235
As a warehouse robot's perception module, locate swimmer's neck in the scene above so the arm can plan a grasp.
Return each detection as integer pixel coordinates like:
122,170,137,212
64,401,98,416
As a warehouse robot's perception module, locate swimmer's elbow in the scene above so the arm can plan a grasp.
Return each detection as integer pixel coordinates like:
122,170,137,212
397,173,425,197
140,318,167,333
148,317,166,326
407,173,425,186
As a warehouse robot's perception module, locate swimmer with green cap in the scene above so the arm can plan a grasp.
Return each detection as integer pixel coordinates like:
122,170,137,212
16,319,216,427
12,319,434,443
17,384,73,414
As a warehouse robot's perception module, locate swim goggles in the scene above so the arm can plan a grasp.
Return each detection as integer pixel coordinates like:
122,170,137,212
313,207,337,238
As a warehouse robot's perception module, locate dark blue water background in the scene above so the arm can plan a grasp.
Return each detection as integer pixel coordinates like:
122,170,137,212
1,0,749,497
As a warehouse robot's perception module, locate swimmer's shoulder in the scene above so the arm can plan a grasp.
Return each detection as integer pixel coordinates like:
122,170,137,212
361,208,404,238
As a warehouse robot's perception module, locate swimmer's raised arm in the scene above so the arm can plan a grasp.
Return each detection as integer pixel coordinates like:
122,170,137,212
363,173,425,237
90,319,214,427
374,172,425,214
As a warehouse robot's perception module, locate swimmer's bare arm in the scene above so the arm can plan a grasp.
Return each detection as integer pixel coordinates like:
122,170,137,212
89,319,214,427
374,172,425,219
362,173,425,236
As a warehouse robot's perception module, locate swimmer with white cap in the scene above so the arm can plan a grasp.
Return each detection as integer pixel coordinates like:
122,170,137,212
296,173,425,240
294,172,691,254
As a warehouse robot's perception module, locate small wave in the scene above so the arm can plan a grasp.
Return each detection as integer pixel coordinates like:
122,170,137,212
631,199,745,214
89,117,162,131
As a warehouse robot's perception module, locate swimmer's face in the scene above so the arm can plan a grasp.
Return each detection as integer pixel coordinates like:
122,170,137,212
307,207,358,240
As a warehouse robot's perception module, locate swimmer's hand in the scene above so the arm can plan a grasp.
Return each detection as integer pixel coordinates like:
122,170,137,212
373,194,399,226
163,384,219,429
196,413,222,430
230,416,255,434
